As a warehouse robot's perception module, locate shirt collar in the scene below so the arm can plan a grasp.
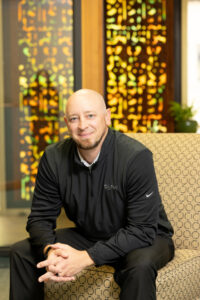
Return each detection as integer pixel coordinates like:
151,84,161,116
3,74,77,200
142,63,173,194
77,149,100,168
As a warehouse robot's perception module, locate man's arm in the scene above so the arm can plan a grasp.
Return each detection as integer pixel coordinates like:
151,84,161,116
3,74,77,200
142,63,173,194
27,150,94,282
87,149,160,265
26,151,63,256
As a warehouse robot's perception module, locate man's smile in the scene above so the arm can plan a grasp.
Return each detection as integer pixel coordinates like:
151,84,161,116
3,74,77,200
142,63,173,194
78,132,94,138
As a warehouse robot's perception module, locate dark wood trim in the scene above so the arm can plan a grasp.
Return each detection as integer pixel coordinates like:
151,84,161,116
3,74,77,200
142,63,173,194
73,0,82,91
174,0,182,104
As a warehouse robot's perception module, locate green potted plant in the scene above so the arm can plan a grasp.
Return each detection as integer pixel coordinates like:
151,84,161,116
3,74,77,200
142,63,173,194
169,101,198,133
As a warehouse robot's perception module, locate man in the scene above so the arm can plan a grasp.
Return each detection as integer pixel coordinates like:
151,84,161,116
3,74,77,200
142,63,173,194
10,89,174,300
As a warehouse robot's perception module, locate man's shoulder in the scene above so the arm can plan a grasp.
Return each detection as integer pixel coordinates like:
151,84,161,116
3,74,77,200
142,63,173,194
113,130,148,155
111,130,153,172
44,137,75,163
40,138,75,174
46,137,73,153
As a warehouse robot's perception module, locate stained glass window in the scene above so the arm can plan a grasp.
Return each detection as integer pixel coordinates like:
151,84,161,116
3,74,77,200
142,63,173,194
2,0,74,206
105,0,173,132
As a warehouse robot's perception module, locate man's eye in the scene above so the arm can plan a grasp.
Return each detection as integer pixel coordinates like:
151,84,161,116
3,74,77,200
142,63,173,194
88,114,95,119
70,117,78,122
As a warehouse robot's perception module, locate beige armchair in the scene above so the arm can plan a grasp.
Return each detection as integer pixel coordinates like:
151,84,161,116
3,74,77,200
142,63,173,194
45,133,200,300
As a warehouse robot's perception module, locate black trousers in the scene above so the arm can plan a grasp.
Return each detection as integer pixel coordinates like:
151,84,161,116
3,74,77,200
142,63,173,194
10,228,174,300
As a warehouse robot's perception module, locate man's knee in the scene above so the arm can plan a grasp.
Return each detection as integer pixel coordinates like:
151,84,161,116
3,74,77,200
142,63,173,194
129,260,157,282
10,239,30,258
10,238,41,267
125,248,156,268
115,249,157,285
10,240,45,300
115,259,157,293
122,257,156,277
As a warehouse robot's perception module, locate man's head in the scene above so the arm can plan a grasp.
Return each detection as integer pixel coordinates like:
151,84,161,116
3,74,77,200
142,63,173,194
64,89,111,152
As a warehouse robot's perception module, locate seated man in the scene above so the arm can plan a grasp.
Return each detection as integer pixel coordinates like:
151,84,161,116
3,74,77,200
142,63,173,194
10,89,174,300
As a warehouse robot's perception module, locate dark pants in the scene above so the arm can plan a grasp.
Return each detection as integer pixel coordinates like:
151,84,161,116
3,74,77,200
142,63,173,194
10,228,174,300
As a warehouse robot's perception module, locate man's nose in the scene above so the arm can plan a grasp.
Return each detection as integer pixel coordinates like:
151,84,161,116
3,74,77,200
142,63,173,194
78,118,87,130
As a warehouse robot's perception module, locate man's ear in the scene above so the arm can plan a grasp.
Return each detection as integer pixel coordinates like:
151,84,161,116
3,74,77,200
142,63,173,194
105,108,111,126
64,116,71,136
64,115,68,127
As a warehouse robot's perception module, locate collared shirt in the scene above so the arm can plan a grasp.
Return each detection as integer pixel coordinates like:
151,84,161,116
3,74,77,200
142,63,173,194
77,149,100,168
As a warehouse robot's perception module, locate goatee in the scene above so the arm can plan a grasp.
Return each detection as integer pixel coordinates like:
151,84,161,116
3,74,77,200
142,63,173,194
76,129,107,150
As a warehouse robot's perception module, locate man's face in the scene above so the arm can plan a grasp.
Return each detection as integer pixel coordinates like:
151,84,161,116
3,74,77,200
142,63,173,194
64,93,111,151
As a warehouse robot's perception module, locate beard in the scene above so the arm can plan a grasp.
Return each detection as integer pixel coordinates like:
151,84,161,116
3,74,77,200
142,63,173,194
76,139,101,150
75,128,107,150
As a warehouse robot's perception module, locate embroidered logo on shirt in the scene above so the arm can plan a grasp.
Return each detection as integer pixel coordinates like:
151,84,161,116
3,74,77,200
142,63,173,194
145,191,154,198
104,184,118,191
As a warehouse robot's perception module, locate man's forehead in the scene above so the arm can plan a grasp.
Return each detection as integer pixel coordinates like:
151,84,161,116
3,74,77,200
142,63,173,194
72,93,100,102
68,109,96,116
67,95,104,109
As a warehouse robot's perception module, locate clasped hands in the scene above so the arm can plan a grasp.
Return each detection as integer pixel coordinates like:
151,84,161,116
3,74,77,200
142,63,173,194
37,243,94,283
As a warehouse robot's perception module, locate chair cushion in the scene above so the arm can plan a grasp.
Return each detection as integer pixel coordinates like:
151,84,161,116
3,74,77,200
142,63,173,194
157,249,200,300
45,265,120,300
45,249,200,300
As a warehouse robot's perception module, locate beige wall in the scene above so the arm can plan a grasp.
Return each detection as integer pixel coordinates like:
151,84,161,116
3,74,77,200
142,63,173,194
0,0,6,210
81,0,104,95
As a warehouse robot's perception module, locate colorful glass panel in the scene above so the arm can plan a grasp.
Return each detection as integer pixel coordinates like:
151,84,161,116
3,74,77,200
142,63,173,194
105,0,171,132
17,0,73,201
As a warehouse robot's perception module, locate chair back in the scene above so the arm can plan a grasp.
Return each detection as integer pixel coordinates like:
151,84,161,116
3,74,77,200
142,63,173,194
126,133,200,250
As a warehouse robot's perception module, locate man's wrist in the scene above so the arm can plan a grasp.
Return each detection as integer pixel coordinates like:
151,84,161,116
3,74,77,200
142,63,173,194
84,251,95,267
43,245,52,259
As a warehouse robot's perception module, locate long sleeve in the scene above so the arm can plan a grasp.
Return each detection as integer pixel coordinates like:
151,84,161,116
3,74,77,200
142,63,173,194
87,150,160,265
26,151,62,255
